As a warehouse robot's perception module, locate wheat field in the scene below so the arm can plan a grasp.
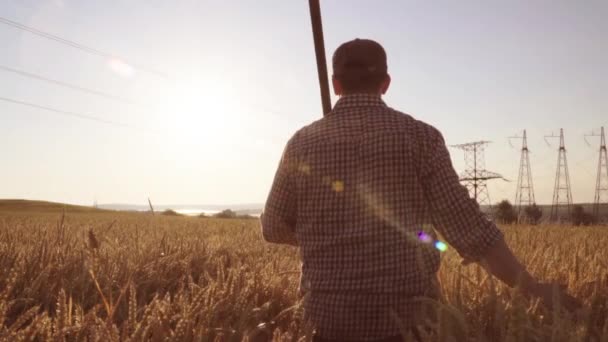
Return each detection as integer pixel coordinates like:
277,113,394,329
0,210,607,341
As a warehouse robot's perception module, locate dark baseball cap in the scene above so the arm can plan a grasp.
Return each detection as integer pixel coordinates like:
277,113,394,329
332,38,388,78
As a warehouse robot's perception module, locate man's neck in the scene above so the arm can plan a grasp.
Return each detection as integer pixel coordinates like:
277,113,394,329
340,92,382,97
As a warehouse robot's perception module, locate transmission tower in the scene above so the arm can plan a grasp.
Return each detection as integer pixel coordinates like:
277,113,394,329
451,141,504,208
545,129,573,222
585,127,608,221
509,130,536,219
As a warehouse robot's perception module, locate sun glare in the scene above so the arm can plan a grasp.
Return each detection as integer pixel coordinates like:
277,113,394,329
159,79,239,146
107,58,135,78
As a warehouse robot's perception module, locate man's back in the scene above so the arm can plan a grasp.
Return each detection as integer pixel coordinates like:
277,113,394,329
291,94,441,295
262,94,502,340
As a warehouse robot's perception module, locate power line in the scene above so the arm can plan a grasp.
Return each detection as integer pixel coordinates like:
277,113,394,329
0,16,168,78
585,127,608,221
0,95,134,128
450,141,505,208
0,65,140,105
0,63,296,126
508,130,536,220
545,129,573,222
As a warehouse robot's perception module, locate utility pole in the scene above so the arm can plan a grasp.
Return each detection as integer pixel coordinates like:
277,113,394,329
451,141,504,209
308,0,332,116
509,130,536,221
545,129,573,222
585,127,608,222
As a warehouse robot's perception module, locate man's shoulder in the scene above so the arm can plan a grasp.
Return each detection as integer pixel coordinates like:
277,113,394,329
288,106,443,148
359,106,444,144
286,115,336,148
384,107,439,134
293,116,326,138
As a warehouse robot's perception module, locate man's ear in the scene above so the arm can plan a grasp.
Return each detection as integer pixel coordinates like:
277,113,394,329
332,76,343,96
380,74,391,95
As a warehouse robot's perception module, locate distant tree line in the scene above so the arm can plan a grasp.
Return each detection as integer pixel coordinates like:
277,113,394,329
494,200,601,225
161,209,182,216
494,200,542,224
158,208,258,219
571,206,595,226
200,209,257,219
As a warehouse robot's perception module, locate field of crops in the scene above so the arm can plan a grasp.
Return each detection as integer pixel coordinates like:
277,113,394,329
0,210,607,341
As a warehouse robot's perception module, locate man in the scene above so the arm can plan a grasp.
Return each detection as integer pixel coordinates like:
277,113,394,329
261,38,578,341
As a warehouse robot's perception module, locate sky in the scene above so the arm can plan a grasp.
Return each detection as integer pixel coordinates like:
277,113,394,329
0,0,607,206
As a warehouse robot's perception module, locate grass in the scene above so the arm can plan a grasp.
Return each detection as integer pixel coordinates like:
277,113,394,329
0,207,607,341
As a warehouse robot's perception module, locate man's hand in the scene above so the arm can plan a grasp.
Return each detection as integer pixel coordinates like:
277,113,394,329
477,238,582,313
526,282,582,312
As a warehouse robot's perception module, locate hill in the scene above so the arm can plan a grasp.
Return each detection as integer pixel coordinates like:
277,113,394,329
98,203,264,214
0,199,110,214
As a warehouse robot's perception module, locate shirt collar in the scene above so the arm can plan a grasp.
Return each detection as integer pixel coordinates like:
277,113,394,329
328,94,387,115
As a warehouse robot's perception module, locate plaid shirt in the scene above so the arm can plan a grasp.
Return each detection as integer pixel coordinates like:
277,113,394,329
261,94,502,340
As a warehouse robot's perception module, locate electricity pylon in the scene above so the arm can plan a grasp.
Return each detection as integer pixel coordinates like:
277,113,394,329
509,130,535,220
451,141,504,209
545,129,573,222
585,127,608,222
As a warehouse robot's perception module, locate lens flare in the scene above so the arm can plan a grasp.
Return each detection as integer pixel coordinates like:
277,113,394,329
434,241,448,252
332,180,345,192
417,231,433,243
357,184,449,253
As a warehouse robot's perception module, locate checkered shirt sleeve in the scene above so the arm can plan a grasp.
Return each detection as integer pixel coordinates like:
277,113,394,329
261,137,298,246
421,130,503,262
